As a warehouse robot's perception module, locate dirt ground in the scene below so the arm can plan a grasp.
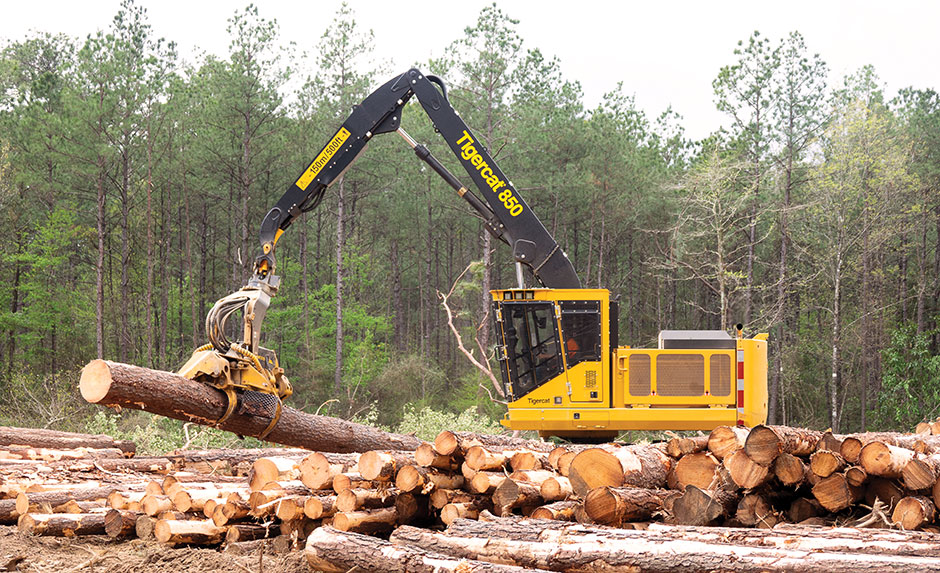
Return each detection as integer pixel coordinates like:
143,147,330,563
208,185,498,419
0,526,312,573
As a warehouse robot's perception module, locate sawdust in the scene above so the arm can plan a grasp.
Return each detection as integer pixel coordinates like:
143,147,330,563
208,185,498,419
0,526,312,573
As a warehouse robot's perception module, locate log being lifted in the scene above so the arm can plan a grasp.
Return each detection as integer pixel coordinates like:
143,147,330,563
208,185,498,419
80,360,422,453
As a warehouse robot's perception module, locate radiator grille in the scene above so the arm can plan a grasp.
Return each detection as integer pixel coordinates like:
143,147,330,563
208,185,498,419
710,354,732,396
628,354,651,396
656,354,705,396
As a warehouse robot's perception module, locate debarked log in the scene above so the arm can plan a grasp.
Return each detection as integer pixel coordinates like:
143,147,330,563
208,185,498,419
80,360,422,453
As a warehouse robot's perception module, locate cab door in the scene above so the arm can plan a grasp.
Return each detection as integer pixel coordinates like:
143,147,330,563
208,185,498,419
493,301,564,401
559,300,604,403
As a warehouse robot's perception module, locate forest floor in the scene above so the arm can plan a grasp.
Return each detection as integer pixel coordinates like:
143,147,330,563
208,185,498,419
0,526,311,573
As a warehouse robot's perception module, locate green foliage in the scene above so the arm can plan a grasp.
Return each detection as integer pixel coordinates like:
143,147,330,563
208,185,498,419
875,325,940,430
395,404,503,442
85,410,264,455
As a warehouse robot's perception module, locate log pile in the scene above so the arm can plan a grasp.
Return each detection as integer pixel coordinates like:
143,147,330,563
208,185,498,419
15,413,940,570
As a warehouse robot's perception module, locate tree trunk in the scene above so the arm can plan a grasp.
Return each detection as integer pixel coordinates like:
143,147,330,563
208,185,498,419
335,176,346,393
80,360,422,453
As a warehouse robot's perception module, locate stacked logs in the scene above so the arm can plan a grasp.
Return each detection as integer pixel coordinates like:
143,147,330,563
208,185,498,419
9,423,940,571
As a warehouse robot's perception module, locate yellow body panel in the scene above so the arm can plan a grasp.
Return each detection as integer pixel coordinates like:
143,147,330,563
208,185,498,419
493,287,768,437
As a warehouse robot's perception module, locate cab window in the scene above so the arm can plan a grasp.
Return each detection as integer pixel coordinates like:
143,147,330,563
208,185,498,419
498,302,562,398
560,301,601,367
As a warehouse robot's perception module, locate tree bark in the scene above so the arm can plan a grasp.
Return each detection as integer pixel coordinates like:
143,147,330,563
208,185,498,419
415,518,940,572
306,526,547,573
80,360,422,452
0,426,134,454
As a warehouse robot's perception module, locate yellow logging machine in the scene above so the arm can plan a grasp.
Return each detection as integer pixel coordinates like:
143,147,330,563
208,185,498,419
180,69,768,441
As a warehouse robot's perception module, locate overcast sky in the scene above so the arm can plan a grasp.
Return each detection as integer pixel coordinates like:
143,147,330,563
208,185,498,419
2,0,938,141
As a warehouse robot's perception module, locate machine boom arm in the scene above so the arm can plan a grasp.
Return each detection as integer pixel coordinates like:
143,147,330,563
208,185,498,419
251,68,580,291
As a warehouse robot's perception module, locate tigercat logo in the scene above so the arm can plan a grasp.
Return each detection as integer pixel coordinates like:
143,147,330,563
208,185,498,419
455,131,523,216
296,127,351,191
527,397,550,405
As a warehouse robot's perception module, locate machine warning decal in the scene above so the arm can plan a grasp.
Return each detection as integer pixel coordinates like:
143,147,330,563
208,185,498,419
296,127,351,191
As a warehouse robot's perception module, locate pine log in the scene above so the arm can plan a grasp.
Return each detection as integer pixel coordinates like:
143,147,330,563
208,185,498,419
787,497,824,523
893,495,937,530
172,487,242,513
104,509,140,538
433,430,552,457
414,442,459,470
666,435,709,458
359,450,413,481
493,479,542,513
395,492,430,524
509,451,549,472
306,526,548,573
461,461,477,481
332,506,398,535
811,473,863,512
773,452,808,487
707,425,749,460
304,495,337,520
274,496,308,521
225,523,274,543
80,360,422,452
467,471,508,494
671,485,739,526
859,442,916,478
154,518,225,545
0,445,126,461
298,451,359,490
141,494,174,516
410,518,940,572
336,488,396,512
441,499,494,525
810,450,846,478
816,431,845,453
725,449,771,489
49,500,104,514
735,493,780,528
674,451,721,490
527,500,578,522
539,476,573,502
248,456,299,490
744,425,822,466
902,453,940,491
840,433,940,463
135,515,155,539
568,443,671,496
865,477,905,512
583,486,670,525
395,465,464,493
16,487,114,516
0,426,135,454
212,499,250,526
430,489,483,510
332,472,376,493
17,512,107,536
465,446,513,471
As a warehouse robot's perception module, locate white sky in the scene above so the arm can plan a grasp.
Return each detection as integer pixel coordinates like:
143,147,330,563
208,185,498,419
2,0,938,141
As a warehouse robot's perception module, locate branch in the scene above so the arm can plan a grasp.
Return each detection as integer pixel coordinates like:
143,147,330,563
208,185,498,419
438,263,505,399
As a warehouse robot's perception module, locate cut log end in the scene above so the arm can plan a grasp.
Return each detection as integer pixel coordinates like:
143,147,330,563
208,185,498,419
79,359,113,403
